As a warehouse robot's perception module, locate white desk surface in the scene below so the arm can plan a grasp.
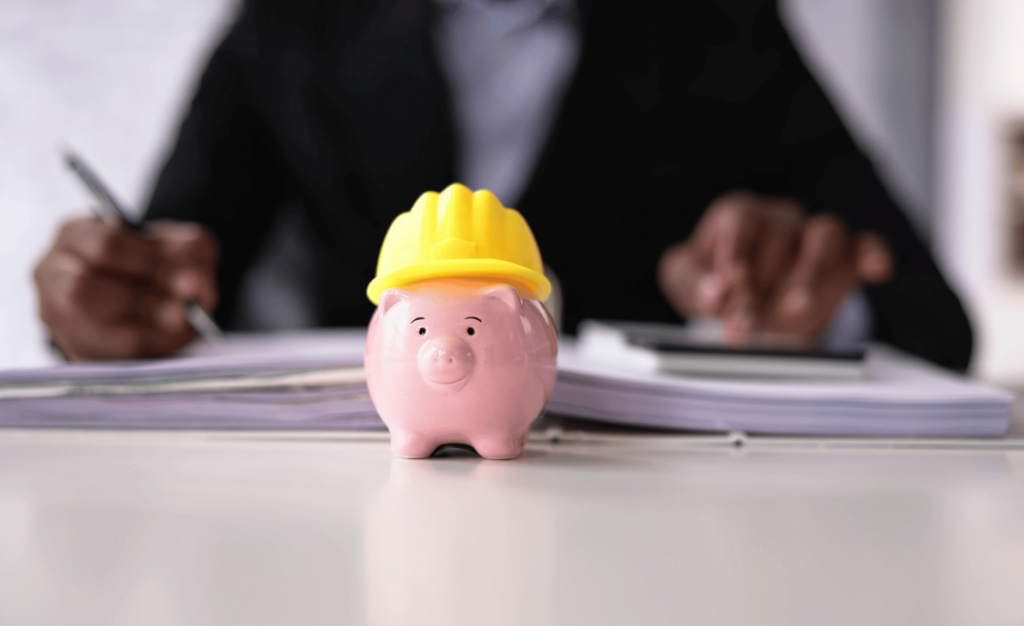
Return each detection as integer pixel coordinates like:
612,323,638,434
1,418,1023,626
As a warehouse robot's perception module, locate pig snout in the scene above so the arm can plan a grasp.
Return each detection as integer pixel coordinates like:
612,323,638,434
417,336,475,384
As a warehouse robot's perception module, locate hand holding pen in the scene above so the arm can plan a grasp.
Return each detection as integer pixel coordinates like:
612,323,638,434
32,152,224,361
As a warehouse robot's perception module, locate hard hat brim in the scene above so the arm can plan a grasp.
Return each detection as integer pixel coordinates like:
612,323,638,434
366,259,552,305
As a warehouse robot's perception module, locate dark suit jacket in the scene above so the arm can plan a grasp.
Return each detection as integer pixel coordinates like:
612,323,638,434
145,0,974,371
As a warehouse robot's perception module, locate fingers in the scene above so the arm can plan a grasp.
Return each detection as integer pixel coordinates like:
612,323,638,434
657,213,756,322
34,217,220,361
747,199,802,293
696,192,763,313
854,232,893,284
709,200,758,292
35,251,196,359
701,194,803,337
657,242,706,318
659,192,896,340
659,192,805,328
54,218,159,278
38,253,155,324
148,221,220,311
768,214,857,334
718,279,756,338
52,318,196,362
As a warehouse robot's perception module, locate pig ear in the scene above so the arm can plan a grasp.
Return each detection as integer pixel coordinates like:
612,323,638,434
482,284,521,313
378,289,409,316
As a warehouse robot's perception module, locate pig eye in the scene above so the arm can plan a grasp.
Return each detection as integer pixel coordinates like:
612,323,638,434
418,327,426,336
467,327,475,336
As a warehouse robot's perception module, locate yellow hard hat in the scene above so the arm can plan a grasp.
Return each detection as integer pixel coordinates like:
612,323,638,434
367,183,551,304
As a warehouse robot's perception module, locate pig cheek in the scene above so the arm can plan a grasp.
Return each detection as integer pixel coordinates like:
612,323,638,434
369,310,430,400
377,309,421,364
478,300,557,390
471,304,520,366
475,328,513,367
368,310,425,399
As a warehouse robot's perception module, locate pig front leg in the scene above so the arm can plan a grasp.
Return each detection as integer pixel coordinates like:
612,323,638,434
471,428,530,460
389,428,440,459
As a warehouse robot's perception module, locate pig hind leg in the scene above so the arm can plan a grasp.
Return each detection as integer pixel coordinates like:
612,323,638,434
472,430,529,460
390,429,440,459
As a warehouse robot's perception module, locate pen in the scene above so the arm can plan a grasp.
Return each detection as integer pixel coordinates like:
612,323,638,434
63,150,226,344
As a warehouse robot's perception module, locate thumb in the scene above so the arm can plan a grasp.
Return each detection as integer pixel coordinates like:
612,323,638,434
169,268,218,312
147,221,219,311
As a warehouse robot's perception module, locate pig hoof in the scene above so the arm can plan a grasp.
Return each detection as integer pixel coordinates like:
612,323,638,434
390,431,436,459
473,437,523,460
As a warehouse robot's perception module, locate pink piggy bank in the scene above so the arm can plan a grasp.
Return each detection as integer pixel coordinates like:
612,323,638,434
365,277,558,459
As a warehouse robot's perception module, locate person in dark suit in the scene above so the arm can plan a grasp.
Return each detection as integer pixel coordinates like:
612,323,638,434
33,0,973,371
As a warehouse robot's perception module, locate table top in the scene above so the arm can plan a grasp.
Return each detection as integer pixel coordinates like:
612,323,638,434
1,423,1023,626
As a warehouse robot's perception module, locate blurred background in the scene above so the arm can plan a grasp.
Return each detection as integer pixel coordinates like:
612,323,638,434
1,0,1022,383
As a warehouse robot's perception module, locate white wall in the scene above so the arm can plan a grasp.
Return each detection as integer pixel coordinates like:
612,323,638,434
0,0,237,367
936,0,1024,383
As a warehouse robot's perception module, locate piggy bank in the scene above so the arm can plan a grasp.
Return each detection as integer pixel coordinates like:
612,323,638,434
366,278,557,458
364,184,557,459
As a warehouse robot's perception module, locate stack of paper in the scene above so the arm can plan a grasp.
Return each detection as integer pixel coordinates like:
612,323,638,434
0,329,1013,437
550,340,1013,437
0,331,381,430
